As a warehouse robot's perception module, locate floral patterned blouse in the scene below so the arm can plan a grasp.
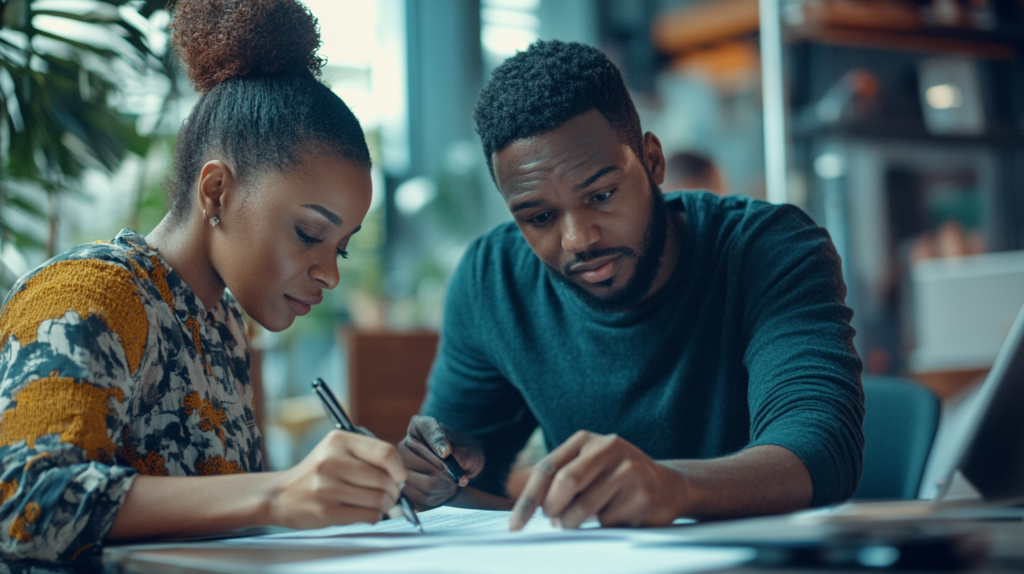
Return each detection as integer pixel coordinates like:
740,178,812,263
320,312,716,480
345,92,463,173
0,229,263,563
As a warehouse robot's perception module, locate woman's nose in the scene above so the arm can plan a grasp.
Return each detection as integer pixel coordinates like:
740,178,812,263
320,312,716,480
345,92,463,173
310,255,340,290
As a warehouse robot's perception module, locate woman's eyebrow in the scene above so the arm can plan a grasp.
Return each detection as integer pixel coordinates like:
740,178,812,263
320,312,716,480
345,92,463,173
302,204,341,226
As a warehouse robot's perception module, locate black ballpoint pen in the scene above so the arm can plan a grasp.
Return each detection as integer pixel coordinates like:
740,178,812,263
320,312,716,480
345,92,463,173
440,444,466,485
312,378,424,533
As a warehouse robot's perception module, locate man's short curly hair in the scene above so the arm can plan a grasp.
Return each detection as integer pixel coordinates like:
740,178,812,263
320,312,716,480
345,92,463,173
473,40,643,180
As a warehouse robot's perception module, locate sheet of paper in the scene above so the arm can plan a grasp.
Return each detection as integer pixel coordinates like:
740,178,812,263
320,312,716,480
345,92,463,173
229,507,639,549
228,507,687,550
219,508,740,573
264,540,754,574
254,506,558,539
257,506,692,540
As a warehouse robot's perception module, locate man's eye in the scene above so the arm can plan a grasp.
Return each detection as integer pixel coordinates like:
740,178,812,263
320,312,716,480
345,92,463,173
529,212,553,226
296,227,322,244
592,189,615,203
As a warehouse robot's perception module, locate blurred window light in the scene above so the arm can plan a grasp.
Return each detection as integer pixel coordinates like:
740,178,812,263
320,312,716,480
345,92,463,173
395,176,438,215
485,0,540,9
481,0,539,61
481,7,540,28
302,0,376,69
302,0,382,128
300,0,411,175
814,152,846,180
482,26,539,57
444,140,479,176
925,83,963,110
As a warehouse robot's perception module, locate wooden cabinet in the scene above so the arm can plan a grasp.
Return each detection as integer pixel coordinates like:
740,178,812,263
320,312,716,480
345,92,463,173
345,329,439,445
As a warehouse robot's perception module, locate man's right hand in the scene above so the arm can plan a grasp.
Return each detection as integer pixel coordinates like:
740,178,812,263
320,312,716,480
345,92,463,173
398,415,485,509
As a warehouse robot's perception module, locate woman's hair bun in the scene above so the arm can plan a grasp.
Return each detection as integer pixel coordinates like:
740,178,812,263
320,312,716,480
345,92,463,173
171,0,325,93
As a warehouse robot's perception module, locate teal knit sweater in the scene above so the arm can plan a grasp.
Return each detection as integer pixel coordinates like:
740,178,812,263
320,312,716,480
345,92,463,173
423,192,864,507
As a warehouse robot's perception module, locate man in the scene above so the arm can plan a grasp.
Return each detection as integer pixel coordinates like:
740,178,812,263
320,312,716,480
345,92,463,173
398,40,863,529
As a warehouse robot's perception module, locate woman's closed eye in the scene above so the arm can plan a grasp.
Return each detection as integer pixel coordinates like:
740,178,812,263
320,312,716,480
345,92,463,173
298,226,348,258
296,226,322,245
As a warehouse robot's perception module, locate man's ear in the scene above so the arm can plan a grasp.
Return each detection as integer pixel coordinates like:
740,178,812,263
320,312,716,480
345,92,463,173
642,132,666,186
195,160,236,218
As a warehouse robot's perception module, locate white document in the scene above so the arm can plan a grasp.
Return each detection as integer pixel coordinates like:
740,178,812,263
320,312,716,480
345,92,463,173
230,508,749,574
264,540,753,574
257,506,558,539
232,507,643,549
230,507,695,550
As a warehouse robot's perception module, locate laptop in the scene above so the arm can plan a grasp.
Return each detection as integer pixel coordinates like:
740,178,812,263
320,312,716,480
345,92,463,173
806,300,1024,522
673,300,1024,553
936,299,1024,503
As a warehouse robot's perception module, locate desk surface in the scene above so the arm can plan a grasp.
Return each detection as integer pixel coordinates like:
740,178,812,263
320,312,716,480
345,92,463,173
107,544,384,574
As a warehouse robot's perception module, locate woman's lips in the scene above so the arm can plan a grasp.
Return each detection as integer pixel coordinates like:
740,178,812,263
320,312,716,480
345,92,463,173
285,295,317,316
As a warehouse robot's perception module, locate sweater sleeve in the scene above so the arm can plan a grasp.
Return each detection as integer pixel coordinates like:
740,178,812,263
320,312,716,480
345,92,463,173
738,204,864,506
422,240,538,497
0,258,141,563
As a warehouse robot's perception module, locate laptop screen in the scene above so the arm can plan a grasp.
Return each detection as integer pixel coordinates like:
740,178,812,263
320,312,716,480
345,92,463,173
947,302,1024,501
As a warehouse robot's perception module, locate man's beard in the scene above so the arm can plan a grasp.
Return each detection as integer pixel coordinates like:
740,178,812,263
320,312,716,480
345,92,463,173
546,177,669,312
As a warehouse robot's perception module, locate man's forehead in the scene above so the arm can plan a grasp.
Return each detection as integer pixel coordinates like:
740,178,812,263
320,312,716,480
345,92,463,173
497,144,597,189
493,111,631,197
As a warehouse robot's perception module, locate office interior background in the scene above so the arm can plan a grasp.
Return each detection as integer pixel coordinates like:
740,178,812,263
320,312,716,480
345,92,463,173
1,0,1022,475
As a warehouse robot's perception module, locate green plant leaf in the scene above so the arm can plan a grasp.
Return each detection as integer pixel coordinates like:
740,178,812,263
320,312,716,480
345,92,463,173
1,0,175,262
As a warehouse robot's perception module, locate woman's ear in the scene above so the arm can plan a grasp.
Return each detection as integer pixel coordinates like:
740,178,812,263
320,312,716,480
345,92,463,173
642,132,666,186
195,160,236,218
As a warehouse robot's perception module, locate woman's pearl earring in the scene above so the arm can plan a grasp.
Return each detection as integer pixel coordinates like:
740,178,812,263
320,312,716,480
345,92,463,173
203,209,220,228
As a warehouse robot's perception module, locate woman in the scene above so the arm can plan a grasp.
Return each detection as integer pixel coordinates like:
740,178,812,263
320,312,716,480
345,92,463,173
0,0,405,564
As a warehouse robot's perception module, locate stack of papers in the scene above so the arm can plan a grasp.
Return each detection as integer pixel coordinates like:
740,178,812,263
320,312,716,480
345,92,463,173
223,507,753,574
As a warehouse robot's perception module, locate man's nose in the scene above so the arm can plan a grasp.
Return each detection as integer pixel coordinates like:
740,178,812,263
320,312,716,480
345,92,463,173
561,211,600,254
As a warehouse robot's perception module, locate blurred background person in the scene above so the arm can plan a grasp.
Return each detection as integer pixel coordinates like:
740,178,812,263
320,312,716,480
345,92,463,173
663,152,727,195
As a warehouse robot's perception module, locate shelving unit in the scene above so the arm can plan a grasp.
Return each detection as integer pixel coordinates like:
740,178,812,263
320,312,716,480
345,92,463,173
653,0,1024,385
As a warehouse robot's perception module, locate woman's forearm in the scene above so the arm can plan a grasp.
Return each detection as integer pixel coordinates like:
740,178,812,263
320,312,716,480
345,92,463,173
108,431,408,542
107,472,276,541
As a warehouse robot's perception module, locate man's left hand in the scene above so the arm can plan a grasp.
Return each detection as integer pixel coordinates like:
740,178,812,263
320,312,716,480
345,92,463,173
510,430,688,530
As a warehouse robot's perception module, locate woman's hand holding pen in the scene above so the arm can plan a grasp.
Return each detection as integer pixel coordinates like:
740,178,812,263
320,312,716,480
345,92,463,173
398,415,485,509
266,430,408,529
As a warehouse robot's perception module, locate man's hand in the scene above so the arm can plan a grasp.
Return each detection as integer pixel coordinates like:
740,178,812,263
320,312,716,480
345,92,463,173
510,430,688,530
398,415,485,509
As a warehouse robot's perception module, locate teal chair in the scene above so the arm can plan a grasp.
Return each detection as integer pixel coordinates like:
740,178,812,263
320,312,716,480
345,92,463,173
854,376,941,500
